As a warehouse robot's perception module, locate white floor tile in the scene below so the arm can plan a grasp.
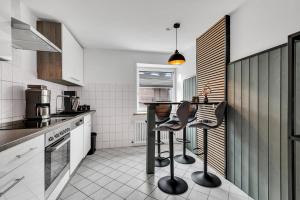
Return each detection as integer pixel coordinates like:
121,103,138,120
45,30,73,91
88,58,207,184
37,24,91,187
59,146,250,200
126,177,144,189
72,178,93,190
64,191,87,200
95,176,113,187
60,185,78,199
126,190,148,200
137,182,157,195
149,187,169,200
80,183,101,196
188,190,208,200
116,174,133,184
115,185,135,198
90,188,112,200
104,193,123,200
103,180,123,192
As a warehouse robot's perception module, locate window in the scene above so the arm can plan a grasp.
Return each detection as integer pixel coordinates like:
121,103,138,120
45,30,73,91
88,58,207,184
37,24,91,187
137,66,176,112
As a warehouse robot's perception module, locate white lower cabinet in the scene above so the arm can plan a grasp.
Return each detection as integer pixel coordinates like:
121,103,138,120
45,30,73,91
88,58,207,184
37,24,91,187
0,136,44,200
83,114,92,156
70,124,84,174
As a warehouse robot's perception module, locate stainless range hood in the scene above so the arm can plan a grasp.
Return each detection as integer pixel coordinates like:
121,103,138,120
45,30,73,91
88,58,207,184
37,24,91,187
11,17,61,53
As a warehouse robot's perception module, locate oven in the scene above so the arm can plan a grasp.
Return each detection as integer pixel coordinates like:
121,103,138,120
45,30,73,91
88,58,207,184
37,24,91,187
44,126,70,198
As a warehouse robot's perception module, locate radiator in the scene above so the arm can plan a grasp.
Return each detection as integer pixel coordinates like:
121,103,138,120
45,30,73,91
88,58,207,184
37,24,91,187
132,120,181,145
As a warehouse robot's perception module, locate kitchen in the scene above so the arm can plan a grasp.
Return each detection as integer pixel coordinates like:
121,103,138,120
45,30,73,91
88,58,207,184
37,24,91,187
1,0,300,200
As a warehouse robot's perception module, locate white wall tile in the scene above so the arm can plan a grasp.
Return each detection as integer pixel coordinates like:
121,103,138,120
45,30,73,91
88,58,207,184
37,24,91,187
0,48,68,122
2,100,13,119
78,82,138,149
1,81,13,100
2,62,13,81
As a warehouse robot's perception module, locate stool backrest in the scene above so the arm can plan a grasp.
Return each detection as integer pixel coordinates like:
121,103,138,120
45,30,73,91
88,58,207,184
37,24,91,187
155,104,172,120
176,101,191,127
215,101,227,126
188,104,198,118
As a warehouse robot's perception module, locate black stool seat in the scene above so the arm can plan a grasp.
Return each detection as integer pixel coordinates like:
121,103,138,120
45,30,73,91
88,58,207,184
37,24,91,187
189,101,227,188
154,101,191,195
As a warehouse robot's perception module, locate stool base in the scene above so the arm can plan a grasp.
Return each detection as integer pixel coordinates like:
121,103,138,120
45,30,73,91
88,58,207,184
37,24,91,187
158,176,188,195
174,155,195,164
191,171,221,188
155,157,170,167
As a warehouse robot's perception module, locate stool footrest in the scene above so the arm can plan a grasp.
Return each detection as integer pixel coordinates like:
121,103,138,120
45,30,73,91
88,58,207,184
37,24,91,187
176,138,191,144
158,151,169,158
159,150,169,156
193,147,204,156
155,141,165,145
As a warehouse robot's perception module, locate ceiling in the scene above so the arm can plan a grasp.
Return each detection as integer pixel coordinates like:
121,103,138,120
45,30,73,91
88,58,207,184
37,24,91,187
24,0,245,53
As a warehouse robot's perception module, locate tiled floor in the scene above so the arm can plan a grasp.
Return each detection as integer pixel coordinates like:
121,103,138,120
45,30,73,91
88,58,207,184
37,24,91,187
58,145,252,200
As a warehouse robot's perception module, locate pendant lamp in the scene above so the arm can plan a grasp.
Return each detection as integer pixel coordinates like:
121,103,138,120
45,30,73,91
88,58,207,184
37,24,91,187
168,23,186,65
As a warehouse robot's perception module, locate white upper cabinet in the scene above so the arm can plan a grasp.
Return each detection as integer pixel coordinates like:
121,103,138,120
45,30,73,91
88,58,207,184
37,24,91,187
0,0,12,61
37,21,84,86
62,24,84,86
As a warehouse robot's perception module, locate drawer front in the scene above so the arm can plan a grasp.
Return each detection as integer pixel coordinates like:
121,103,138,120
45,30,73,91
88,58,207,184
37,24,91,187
0,135,44,179
0,151,44,200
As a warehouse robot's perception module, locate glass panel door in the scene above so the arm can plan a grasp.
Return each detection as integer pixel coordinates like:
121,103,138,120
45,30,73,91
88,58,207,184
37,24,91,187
295,40,300,136
295,143,300,200
289,33,300,200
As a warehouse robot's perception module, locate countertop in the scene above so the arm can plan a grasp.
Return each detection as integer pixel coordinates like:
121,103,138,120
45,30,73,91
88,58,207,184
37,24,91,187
0,110,95,152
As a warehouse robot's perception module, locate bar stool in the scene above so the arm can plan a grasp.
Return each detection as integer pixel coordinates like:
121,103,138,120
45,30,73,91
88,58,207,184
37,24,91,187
154,103,172,167
154,101,191,194
173,104,198,164
189,101,227,187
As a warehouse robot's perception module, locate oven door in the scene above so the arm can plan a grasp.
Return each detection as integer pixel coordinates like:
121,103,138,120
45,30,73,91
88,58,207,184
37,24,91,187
45,134,70,193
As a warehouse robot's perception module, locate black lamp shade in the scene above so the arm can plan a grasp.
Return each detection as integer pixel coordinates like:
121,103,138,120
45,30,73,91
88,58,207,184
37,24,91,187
168,50,186,65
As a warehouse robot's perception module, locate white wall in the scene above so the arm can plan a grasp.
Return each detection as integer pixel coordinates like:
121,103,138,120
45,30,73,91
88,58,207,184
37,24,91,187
0,0,67,123
71,49,169,148
230,0,300,61
176,45,197,101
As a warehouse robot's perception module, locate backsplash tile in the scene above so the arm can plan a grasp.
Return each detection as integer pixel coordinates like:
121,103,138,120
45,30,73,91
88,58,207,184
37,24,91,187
0,49,144,150
69,82,137,149
0,48,68,123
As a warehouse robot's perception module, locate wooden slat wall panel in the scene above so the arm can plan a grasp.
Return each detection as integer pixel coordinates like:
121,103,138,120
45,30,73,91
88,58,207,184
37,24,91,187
227,44,289,200
196,16,229,176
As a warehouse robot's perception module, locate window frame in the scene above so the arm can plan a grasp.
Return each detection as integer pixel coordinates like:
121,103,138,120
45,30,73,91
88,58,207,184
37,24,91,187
136,64,177,113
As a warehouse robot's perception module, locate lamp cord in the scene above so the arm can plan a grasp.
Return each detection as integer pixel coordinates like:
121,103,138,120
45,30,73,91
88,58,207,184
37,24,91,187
175,28,178,50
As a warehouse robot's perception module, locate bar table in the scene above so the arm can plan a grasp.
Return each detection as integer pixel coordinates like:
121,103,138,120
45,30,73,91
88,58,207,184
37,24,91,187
144,101,219,174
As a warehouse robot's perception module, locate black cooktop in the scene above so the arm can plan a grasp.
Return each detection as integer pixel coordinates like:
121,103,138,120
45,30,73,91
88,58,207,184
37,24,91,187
0,118,68,130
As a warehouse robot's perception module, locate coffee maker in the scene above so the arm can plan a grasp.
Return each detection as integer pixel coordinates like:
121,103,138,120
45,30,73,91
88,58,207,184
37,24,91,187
26,85,51,120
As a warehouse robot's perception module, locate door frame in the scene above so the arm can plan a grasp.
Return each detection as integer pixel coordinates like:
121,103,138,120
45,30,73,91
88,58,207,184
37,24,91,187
288,31,300,200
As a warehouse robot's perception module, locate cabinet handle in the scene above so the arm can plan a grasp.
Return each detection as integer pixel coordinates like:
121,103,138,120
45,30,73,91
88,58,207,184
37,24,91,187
0,176,25,197
70,77,80,82
16,147,37,159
